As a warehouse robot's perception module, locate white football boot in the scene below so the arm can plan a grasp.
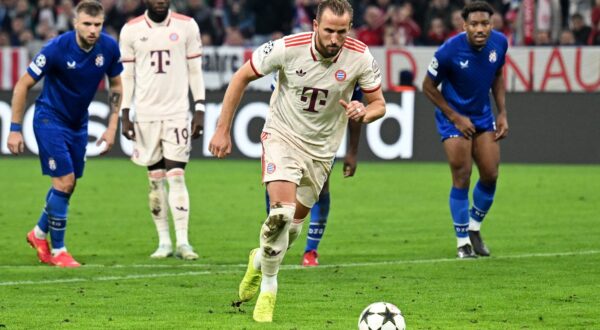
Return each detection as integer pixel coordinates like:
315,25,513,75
150,244,173,259
175,244,199,260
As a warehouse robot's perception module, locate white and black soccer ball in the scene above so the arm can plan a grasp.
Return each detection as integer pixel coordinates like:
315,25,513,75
358,302,406,330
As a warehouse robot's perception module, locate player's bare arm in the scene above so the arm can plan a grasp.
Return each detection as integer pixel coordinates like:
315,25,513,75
188,50,206,139
7,73,37,155
492,68,508,141
339,88,385,124
209,61,260,159
343,120,361,177
97,75,123,155
119,61,135,141
422,75,476,139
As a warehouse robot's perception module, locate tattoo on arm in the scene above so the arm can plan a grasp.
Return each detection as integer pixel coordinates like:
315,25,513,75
109,92,121,114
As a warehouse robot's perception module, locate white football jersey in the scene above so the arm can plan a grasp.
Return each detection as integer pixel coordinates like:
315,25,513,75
251,32,382,161
119,11,202,122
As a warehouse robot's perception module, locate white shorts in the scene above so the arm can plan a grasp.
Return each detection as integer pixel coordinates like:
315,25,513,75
131,118,191,166
261,132,333,208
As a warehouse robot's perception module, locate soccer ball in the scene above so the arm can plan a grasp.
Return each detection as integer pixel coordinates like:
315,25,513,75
358,302,406,330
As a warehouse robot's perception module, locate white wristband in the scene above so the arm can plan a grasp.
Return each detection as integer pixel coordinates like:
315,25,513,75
194,102,205,112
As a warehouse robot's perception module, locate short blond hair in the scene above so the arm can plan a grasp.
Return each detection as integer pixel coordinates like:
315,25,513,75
75,0,104,17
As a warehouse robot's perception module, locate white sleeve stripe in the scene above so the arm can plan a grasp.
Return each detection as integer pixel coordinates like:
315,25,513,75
28,63,42,76
428,66,438,76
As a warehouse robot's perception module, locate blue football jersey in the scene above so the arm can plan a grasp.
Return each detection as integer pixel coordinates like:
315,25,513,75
427,30,508,117
27,31,123,128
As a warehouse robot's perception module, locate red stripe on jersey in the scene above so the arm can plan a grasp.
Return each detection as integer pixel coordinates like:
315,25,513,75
171,12,192,21
249,58,263,77
144,17,152,28
11,49,19,86
285,36,311,46
343,44,365,53
345,37,367,48
344,40,366,51
361,85,381,93
187,53,202,59
284,33,312,42
310,47,318,61
285,41,311,48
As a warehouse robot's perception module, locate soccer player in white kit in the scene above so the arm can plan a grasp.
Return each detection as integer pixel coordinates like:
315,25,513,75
119,0,205,260
209,0,386,322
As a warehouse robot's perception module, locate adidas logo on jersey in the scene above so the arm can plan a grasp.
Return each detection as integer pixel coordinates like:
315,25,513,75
296,69,306,77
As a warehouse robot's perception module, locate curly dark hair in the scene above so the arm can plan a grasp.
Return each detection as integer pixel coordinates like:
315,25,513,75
461,1,494,21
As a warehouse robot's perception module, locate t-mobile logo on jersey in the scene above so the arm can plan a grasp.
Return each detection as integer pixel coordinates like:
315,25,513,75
150,50,171,73
300,87,328,113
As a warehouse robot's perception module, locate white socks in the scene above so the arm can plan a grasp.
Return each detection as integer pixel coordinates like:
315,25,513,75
457,236,471,248
167,168,190,247
34,225,47,239
287,219,304,248
261,274,278,294
468,218,482,231
148,170,171,246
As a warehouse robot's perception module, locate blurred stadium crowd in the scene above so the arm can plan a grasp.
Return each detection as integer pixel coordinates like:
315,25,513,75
1,0,600,57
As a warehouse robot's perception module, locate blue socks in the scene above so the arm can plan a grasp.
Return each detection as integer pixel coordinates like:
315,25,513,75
46,188,71,249
470,181,496,222
36,188,54,233
449,187,469,239
305,192,330,252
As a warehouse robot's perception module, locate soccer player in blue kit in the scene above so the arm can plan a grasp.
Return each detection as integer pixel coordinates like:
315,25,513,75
7,0,123,267
422,1,509,258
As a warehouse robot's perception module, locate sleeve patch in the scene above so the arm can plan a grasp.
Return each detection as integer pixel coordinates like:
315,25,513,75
29,63,42,76
428,57,439,77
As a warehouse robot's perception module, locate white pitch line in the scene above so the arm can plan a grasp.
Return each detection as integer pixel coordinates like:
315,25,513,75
1,249,599,287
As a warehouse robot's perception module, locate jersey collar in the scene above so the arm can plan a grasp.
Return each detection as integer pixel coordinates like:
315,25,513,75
144,10,172,28
310,32,343,63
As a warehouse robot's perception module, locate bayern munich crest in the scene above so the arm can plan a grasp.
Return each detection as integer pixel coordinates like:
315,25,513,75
170,33,179,41
335,69,347,82
489,50,497,63
266,162,276,174
95,54,104,67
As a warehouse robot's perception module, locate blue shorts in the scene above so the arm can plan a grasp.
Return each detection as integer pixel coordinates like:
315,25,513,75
435,110,496,141
33,115,87,178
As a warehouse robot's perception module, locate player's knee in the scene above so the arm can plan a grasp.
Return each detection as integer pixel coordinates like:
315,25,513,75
479,173,498,186
451,166,472,187
166,168,186,188
53,178,76,194
261,204,295,242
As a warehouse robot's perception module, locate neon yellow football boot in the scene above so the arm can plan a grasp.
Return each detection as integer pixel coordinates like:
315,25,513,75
239,248,262,302
253,291,276,323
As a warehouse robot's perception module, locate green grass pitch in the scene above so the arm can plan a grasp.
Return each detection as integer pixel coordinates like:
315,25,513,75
0,158,599,329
